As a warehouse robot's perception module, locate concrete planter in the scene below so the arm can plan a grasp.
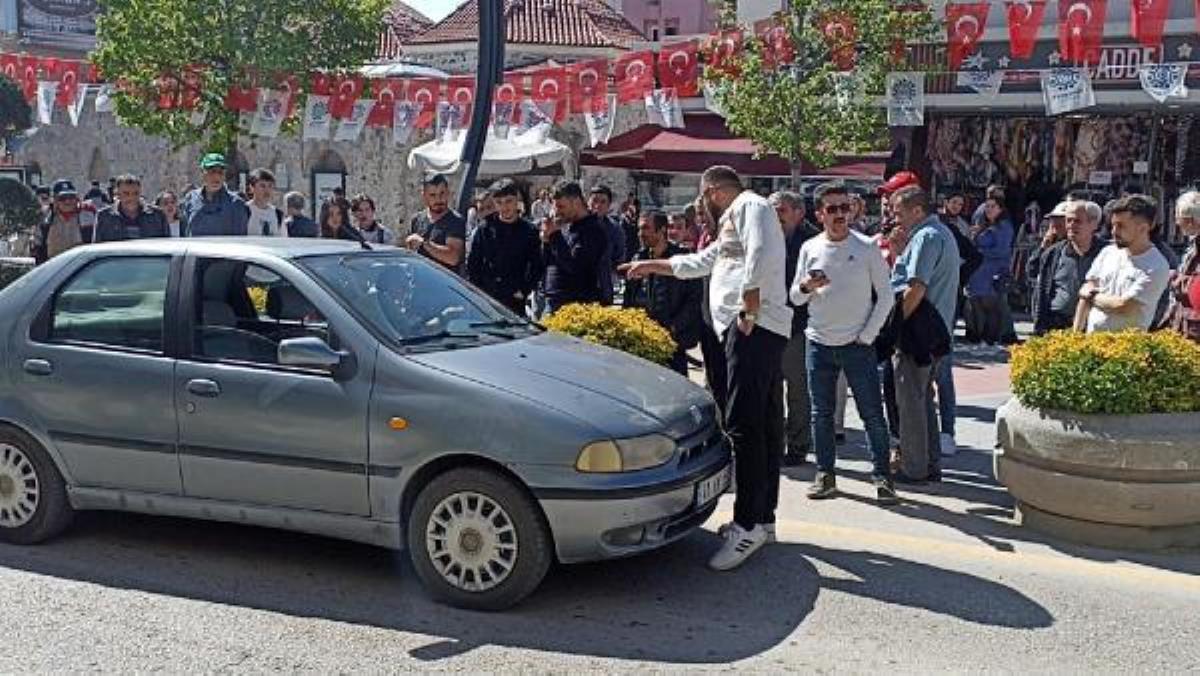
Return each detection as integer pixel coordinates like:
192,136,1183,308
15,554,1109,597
995,398,1200,550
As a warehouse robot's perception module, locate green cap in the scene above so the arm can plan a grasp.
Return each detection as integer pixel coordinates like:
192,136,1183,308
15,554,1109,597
199,153,227,169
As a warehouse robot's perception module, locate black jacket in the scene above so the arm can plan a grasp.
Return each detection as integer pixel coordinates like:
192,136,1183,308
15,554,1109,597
940,215,983,289
542,214,606,310
623,242,704,350
875,294,951,366
784,222,821,337
467,215,543,312
1030,237,1104,335
94,203,169,242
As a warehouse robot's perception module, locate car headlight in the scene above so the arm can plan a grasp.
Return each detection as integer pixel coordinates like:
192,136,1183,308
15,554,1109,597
576,434,677,473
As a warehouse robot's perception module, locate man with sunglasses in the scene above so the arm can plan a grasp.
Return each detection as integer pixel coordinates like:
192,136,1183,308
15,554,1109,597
622,166,790,572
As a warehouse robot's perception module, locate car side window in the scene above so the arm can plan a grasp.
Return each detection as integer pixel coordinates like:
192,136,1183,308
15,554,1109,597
194,259,330,367
49,257,171,353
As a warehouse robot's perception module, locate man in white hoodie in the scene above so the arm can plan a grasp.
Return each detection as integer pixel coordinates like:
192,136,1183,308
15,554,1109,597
791,181,897,505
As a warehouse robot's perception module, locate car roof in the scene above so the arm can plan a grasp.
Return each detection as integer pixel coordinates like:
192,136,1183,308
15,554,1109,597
76,237,396,261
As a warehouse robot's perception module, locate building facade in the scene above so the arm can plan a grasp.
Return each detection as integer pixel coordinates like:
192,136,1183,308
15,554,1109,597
613,0,720,41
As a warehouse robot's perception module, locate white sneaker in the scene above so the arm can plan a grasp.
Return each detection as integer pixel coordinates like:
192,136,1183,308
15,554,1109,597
717,521,776,543
708,524,769,571
940,433,958,457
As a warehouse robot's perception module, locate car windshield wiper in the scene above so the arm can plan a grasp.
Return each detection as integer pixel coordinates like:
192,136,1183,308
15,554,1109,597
396,329,481,346
464,319,533,338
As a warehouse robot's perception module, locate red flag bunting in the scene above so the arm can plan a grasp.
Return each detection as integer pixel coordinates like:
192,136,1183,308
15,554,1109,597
447,77,475,125
19,55,41,101
1131,0,1170,48
224,72,258,112
53,60,81,107
367,78,404,127
819,12,858,70
329,74,364,119
1058,0,1107,65
530,67,567,122
309,72,333,96
568,58,608,114
657,41,700,97
706,30,743,77
946,3,990,69
495,72,526,105
614,51,654,103
755,19,795,70
1004,0,1048,59
406,78,441,129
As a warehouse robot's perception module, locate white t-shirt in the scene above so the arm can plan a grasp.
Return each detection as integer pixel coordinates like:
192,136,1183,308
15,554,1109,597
1085,244,1171,332
248,202,286,237
791,231,895,346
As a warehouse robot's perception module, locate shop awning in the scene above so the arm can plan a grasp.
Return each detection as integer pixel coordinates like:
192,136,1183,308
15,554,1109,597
408,130,571,176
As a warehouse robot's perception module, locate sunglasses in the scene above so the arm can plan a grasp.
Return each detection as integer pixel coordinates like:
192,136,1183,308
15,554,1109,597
822,204,852,215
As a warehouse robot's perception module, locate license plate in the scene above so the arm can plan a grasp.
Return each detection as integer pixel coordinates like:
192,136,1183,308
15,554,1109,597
694,465,731,506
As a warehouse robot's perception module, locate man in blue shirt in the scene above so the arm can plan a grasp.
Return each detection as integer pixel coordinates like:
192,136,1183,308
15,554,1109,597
888,186,960,483
181,153,250,237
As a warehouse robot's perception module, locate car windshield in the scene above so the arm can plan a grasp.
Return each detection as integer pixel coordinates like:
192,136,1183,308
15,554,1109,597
300,252,536,349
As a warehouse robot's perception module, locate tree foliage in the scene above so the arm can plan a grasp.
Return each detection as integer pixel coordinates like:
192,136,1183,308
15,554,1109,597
91,0,389,152
0,76,33,146
707,0,936,168
0,178,40,240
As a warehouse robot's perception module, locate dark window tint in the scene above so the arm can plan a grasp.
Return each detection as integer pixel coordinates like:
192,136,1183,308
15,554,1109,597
50,257,170,352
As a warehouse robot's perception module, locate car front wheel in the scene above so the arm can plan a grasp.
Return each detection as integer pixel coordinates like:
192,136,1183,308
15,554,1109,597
407,468,552,611
0,428,73,545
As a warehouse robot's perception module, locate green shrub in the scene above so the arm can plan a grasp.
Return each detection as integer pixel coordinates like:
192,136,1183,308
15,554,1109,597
543,304,677,366
1011,330,1200,414
0,178,39,241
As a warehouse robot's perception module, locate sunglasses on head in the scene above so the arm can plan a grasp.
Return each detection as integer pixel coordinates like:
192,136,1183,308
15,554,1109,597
823,204,852,215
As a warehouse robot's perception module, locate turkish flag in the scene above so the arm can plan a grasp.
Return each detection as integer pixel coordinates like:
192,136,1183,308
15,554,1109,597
495,72,526,106
819,12,858,70
568,59,608,114
1004,0,1048,59
224,72,258,112
367,79,404,127
1131,0,1170,48
329,74,364,119
657,41,700,97
309,72,334,96
271,73,300,117
406,78,442,129
530,67,567,122
19,55,42,102
706,30,743,77
53,60,82,107
614,51,654,103
447,77,475,125
946,3,990,69
1058,0,1107,65
0,54,19,85
755,19,795,70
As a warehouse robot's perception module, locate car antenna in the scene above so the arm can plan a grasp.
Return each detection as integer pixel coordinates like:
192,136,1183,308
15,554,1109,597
340,223,373,251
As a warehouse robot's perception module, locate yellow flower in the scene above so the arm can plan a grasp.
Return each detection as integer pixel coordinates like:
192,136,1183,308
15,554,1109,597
544,304,678,366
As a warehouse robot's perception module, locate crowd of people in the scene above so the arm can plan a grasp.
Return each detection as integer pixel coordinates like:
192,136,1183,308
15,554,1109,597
14,153,1200,572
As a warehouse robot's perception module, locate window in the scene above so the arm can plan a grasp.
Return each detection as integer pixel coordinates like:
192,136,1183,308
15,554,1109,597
50,257,170,352
664,19,680,36
194,260,329,366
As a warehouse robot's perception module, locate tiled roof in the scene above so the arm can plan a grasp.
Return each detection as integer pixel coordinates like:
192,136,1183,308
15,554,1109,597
407,0,646,48
376,1,434,60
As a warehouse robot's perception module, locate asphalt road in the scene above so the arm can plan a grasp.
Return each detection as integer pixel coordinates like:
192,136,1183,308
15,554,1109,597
2,345,1199,672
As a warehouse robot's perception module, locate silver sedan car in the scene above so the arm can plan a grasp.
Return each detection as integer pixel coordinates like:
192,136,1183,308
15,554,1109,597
0,239,729,610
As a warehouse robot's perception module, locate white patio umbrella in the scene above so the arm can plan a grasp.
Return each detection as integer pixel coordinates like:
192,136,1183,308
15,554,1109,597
407,128,570,176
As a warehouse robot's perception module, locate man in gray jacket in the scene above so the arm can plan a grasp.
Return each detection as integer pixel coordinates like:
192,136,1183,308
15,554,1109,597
181,153,250,237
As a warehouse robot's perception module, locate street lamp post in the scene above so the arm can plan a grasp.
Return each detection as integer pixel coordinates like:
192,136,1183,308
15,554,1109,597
455,0,506,215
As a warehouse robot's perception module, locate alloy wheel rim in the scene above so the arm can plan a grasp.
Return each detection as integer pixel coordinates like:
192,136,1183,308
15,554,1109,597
425,491,518,593
0,444,39,528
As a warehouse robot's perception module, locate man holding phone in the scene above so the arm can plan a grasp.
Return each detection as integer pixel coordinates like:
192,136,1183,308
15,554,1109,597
791,182,897,505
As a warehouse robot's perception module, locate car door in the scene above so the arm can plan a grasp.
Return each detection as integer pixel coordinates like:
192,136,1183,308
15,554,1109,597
174,256,373,515
16,254,182,494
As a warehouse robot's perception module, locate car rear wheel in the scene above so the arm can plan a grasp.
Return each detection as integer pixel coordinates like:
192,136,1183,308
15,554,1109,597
0,428,73,545
407,468,551,611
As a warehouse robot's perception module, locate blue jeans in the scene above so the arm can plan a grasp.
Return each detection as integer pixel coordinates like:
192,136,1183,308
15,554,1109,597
806,340,891,479
934,348,956,438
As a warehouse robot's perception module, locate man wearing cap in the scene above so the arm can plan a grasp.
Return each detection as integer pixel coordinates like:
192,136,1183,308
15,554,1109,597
95,174,169,242
1030,201,1104,335
32,180,97,265
181,153,250,237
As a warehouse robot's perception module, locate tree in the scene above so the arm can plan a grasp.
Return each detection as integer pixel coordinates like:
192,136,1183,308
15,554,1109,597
706,0,937,169
91,0,388,153
0,178,39,240
0,75,33,151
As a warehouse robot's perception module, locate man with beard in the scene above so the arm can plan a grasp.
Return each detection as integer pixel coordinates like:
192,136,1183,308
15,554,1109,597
587,185,625,305
467,179,543,315
407,174,466,272
541,181,607,313
622,166,790,571
1074,195,1171,333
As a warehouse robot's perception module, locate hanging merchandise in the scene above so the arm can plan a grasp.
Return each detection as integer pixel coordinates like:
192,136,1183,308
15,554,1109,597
1058,0,1107,65
957,69,1005,98
705,30,743,77
1005,0,1048,59
886,72,925,127
1139,63,1189,103
945,3,991,70
406,79,442,129
584,94,618,148
393,99,422,146
1041,67,1096,115
530,67,567,122
367,79,405,127
329,74,365,120
568,59,608,114
333,99,374,142
614,51,655,103
249,89,290,138
657,41,700,98
1131,0,1171,49
36,81,58,124
645,88,684,129
819,12,858,71
302,94,333,140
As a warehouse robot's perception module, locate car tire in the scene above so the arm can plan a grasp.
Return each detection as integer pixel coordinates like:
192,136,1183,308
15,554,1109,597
407,467,552,611
0,427,73,545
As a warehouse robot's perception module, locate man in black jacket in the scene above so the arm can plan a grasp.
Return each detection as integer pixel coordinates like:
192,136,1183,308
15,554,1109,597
1031,200,1104,335
94,175,168,243
623,211,703,375
467,179,543,315
540,181,607,313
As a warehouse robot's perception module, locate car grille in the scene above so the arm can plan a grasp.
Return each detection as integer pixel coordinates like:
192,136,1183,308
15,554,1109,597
677,424,726,468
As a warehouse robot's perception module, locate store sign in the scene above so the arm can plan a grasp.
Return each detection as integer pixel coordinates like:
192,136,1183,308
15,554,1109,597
1088,170,1113,186
18,0,99,50
1087,45,1161,82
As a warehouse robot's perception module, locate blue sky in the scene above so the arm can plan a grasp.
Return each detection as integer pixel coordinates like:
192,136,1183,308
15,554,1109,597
406,0,459,22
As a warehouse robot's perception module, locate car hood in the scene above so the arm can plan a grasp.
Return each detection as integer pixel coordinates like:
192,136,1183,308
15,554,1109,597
408,332,715,438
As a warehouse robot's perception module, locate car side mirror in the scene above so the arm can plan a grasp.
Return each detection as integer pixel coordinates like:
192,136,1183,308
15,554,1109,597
278,337,346,370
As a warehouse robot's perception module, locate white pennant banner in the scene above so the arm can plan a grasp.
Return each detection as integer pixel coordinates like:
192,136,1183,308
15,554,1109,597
94,83,114,113
189,109,206,126
303,95,333,140
514,99,553,145
333,99,374,142
886,72,924,127
956,70,1005,99
645,88,684,129
36,81,58,125
393,100,422,146
702,83,726,117
492,100,516,139
1041,67,1095,116
1139,63,1188,103
249,88,290,138
584,94,618,148
832,72,864,111
67,83,89,126
435,101,467,143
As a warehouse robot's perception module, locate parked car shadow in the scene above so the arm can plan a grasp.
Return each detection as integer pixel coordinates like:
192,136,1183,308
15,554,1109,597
0,510,1055,662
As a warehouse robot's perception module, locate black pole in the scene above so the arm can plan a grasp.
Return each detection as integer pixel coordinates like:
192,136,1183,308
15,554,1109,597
456,0,506,214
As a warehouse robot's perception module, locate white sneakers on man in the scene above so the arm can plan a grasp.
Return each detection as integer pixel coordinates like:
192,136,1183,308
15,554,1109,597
940,433,958,457
717,521,776,543
709,523,769,571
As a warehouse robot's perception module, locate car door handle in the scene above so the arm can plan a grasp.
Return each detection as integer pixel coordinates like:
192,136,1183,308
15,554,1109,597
23,359,53,376
186,379,221,398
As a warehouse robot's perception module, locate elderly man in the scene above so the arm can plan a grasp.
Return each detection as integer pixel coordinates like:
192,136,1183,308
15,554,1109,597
1030,201,1105,335
181,154,250,236
94,174,168,242
32,180,96,264
1164,191,1200,341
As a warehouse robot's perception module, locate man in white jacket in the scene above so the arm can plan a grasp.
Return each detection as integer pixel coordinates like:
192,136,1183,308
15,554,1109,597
791,181,897,505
